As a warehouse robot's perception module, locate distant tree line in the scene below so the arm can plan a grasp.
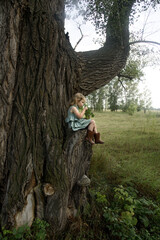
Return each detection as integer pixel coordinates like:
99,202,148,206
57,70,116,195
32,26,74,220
87,58,152,115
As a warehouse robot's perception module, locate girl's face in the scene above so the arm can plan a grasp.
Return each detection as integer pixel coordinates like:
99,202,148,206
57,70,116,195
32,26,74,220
77,99,85,108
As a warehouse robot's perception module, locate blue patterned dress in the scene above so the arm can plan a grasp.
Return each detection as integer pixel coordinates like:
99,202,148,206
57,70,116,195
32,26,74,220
65,105,91,131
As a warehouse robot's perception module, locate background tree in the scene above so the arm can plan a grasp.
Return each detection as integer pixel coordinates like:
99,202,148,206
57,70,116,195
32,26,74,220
87,56,145,112
87,87,107,111
0,0,159,236
87,91,97,109
107,79,122,111
138,86,152,112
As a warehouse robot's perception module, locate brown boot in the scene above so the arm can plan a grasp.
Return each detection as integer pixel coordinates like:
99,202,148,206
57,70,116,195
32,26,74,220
86,130,95,144
94,132,104,144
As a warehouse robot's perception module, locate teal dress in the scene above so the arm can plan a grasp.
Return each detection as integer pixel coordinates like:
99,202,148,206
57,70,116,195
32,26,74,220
65,105,91,131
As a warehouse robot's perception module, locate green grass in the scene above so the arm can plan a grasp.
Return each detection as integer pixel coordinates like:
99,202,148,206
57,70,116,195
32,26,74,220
90,111,160,198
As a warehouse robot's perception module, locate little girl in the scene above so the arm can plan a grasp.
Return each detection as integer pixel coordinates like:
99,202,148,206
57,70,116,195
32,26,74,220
65,93,104,144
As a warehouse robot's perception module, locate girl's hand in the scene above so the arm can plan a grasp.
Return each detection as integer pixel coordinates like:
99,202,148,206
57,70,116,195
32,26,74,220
84,106,88,111
71,106,86,119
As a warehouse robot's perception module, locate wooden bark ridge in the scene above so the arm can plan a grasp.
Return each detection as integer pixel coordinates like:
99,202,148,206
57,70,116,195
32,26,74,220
0,0,135,233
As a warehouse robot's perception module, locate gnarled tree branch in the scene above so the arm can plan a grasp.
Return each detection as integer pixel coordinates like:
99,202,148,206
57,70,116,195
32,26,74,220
74,0,135,95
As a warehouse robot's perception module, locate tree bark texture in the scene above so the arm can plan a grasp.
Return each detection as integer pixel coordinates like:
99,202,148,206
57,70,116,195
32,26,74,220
0,0,135,233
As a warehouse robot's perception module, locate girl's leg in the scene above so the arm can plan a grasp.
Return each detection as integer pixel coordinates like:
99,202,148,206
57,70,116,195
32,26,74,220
88,120,97,133
88,120,104,144
86,120,97,144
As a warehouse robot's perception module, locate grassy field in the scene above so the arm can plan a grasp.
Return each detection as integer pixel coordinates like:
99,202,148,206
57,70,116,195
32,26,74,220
60,111,160,240
90,111,160,198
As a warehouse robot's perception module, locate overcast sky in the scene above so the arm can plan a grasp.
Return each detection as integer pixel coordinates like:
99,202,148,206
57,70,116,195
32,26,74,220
65,5,160,108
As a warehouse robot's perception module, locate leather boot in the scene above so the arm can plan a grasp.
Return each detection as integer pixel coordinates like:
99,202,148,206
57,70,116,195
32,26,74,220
94,132,104,144
86,130,95,144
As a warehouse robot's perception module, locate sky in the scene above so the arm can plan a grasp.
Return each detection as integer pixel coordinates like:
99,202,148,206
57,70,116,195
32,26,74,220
65,5,160,108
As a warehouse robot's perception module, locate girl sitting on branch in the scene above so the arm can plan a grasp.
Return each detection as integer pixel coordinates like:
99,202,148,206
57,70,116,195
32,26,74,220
65,93,104,144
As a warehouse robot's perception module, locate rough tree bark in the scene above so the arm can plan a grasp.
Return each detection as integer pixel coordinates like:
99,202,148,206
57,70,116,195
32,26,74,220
0,0,135,234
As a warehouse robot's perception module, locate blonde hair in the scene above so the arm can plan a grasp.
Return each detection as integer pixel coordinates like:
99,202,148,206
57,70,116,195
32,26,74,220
70,93,86,106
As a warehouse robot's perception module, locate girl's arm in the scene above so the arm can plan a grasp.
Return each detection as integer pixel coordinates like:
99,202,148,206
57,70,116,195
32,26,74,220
71,106,88,119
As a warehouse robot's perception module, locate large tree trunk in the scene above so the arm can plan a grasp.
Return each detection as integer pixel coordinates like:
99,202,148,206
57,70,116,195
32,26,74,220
0,0,134,234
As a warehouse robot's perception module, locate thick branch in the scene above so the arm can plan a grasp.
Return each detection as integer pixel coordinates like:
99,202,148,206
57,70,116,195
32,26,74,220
74,0,135,96
77,44,128,95
106,0,135,46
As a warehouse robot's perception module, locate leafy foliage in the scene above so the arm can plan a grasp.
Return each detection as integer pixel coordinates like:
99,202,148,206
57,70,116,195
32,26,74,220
0,219,49,240
65,0,160,36
79,104,95,119
102,186,160,240
85,107,95,119
61,185,160,240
